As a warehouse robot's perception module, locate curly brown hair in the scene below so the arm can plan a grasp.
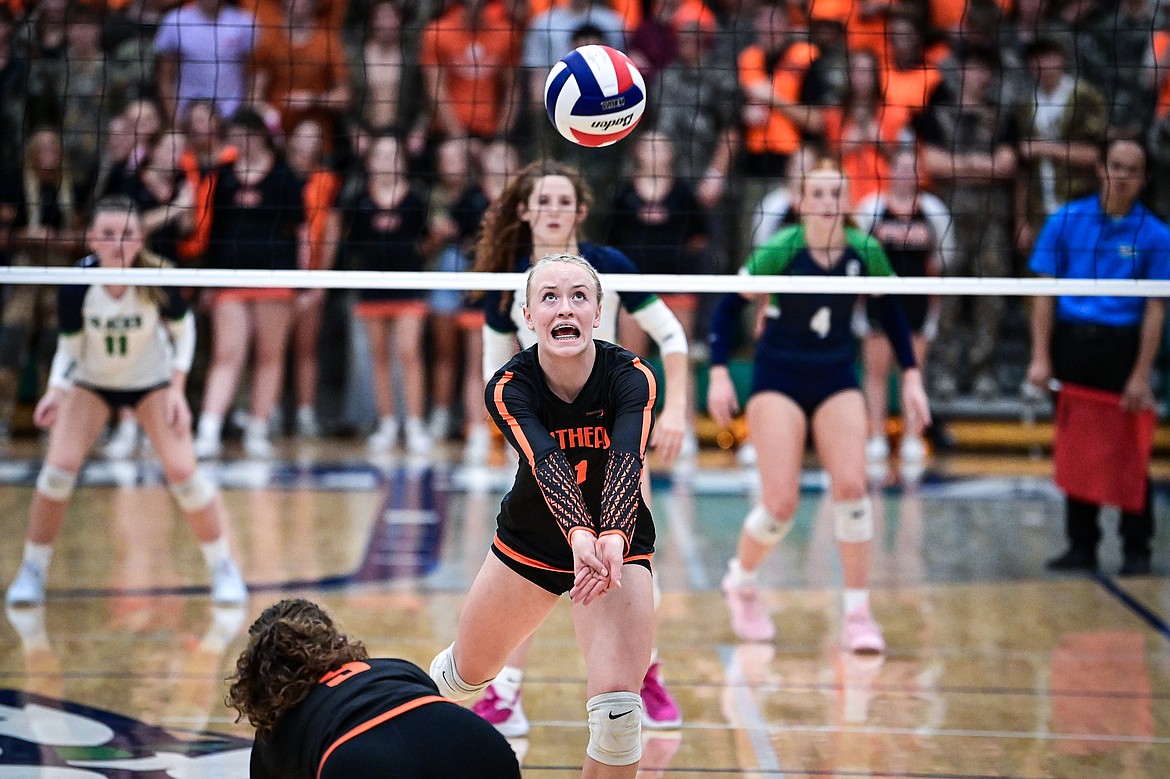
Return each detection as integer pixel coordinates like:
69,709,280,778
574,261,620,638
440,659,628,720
226,599,368,741
472,159,593,278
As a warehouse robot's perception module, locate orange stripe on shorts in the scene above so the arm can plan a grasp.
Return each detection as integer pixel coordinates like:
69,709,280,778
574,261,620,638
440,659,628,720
316,695,446,779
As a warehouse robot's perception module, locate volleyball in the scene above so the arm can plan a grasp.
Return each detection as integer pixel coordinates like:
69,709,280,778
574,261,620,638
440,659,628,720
544,45,646,148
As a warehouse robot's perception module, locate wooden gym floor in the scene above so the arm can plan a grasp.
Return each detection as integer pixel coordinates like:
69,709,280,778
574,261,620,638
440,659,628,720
0,438,1167,778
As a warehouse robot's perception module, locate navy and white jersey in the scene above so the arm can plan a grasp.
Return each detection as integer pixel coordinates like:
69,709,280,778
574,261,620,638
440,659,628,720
479,243,689,384
744,224,896,365
56,256,190,390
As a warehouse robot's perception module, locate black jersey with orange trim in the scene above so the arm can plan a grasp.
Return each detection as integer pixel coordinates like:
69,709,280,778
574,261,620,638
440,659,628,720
250,658,443,779
486,340,656,573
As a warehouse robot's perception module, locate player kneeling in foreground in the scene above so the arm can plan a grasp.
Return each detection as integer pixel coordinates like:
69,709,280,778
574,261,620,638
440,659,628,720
230,599,520,778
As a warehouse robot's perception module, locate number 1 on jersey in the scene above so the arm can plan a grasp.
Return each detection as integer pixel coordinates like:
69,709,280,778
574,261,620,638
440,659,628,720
574,460,587,484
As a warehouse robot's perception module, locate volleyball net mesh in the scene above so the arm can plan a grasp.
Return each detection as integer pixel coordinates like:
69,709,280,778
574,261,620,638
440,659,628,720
0,0,1167,441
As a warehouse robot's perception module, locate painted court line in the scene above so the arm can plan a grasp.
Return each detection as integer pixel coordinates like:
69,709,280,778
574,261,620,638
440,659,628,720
1093,572,1170,641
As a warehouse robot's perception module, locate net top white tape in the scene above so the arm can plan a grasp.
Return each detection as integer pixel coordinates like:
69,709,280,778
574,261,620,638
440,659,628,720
0,266,1167,297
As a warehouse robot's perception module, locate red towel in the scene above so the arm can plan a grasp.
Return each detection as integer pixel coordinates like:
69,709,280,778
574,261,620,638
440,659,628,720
1053,383,1156,513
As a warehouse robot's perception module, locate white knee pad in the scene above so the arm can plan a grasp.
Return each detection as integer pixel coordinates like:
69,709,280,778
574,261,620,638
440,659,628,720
429,643,489,702
586,691,643,766
743,504,792,545
170,469,217,512
36,465,76,501
833,498,874,543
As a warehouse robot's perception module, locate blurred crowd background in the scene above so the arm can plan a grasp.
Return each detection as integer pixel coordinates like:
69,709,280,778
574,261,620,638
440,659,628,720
0,0,1166,456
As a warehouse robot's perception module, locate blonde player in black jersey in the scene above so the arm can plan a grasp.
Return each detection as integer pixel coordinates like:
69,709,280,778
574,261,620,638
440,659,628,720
431,254,657,777
5,196,246,607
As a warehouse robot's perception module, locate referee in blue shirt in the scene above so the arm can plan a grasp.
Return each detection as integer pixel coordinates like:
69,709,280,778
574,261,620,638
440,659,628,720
1026,138,1170,576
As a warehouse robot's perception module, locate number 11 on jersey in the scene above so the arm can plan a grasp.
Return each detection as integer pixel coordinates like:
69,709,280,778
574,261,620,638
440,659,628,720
105,334,128,355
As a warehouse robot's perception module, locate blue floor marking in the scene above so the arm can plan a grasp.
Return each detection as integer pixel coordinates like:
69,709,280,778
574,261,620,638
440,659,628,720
1093,572,1170,641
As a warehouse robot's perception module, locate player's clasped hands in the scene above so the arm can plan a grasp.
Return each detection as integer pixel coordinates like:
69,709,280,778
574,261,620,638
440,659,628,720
569,530,624,605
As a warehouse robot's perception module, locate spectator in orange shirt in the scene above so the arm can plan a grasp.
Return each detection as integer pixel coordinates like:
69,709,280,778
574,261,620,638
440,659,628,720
249,0,350,148
419,0,522,143
822,48,908,206
241,0,345,31
882,10,942,130
806,0,895,64
737,0,831,259
929,0,1015,35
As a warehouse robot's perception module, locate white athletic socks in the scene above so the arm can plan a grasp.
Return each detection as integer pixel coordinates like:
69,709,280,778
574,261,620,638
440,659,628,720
199,537,231,571
22,542,52,572
197,414,223,442
430,643,489,701
843,588,870,614
725,558,759,589
492,665,524,698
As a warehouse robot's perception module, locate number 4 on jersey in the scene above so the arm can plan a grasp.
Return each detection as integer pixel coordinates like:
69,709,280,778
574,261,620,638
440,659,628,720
809,306,831,339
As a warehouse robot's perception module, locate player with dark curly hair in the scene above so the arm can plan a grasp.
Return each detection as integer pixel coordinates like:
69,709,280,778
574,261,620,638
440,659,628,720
228,599,520,779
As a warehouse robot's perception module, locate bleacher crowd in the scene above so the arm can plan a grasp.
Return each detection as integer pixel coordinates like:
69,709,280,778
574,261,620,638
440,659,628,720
0,0,1165,458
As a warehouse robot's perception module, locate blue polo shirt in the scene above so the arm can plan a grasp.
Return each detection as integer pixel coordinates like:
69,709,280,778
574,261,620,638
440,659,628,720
1029,195,1170,326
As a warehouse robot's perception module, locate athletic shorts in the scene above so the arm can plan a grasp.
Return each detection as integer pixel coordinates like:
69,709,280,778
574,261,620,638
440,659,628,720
212,288,296,305
76,381,170,411
355,299,430,319
319,698,520,779
456,309,485,330
491,533,653,596
750,352,860,419
659,292,700,313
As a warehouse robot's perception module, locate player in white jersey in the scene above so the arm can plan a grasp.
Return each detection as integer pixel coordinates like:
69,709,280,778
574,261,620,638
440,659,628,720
5,196,247,607
469,161,689,735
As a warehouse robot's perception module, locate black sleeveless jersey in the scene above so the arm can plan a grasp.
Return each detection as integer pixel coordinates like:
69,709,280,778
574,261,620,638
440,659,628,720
250,658,443,779
208,160,304,271
486,340,657,571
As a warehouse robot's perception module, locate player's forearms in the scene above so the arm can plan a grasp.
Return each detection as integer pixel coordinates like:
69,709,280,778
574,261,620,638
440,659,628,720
661,352,689,413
